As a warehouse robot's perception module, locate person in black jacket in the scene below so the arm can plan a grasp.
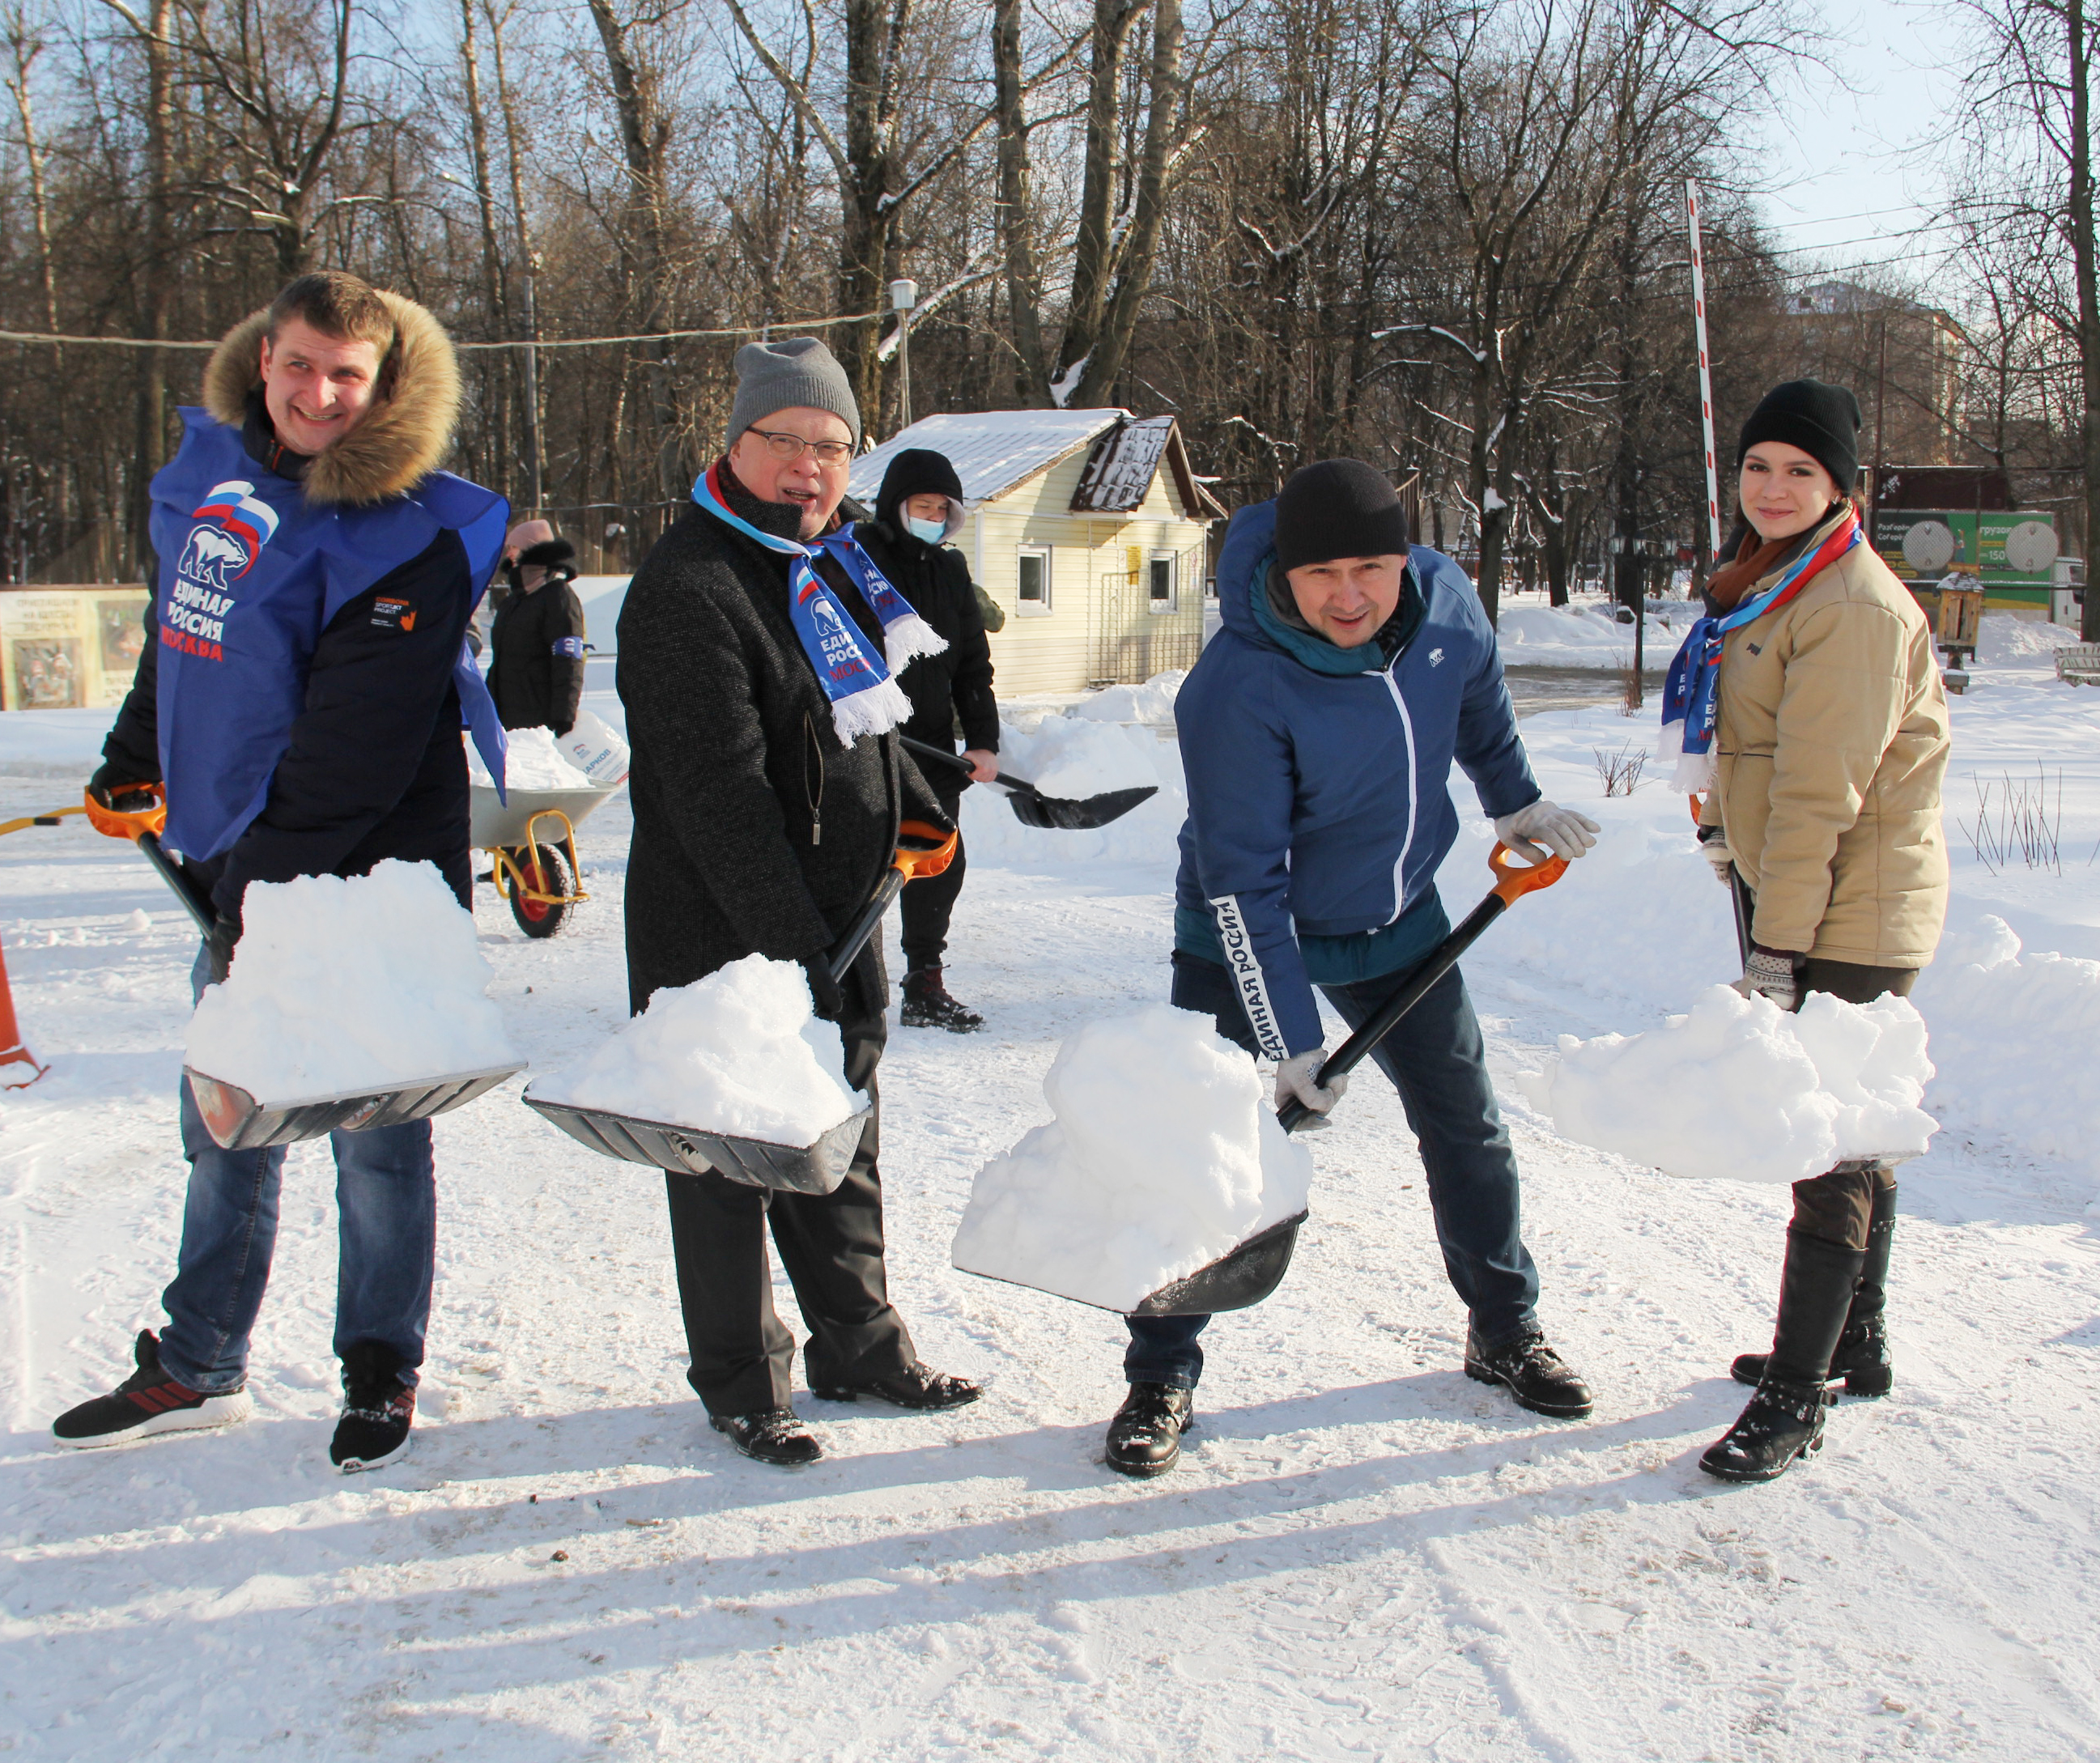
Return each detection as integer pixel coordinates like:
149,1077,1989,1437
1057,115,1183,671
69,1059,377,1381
853,448,999,1031
619,337,979,1468
488,517,587,736
52,271,504,1476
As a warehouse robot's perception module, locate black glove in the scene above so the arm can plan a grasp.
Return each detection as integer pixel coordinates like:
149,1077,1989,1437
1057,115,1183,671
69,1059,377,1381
205,913,241,984
801,956,845,1023
87,760,159,814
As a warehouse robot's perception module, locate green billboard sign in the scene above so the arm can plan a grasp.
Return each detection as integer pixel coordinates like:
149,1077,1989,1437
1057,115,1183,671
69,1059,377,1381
1872,508,2058,588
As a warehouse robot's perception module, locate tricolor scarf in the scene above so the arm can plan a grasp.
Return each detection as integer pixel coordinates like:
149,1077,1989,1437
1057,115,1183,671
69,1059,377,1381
691,461,946,746
1659,506,1862,790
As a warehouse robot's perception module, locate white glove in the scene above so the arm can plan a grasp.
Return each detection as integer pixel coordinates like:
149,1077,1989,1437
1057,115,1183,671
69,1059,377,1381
1698,827,1735,887
1277,1051,1350,1127
1732,947,1800,1013
1494,799,1601,864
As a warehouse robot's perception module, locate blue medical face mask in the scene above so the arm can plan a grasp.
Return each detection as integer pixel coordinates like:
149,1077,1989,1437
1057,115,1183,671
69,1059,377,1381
904,514,947,546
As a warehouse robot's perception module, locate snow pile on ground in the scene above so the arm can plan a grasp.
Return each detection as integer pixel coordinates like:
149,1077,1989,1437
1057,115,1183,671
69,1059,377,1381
529,954,857,1145
951,1004,1313,1311
0,706,117,778
466,724,592,792
185,860,516,1099
1070,669,1187,726
1913,914,2100,1169
1494,600,1692,669
1976,612,2080,669
1006,715,1159,799
962,702,1184,866
1524,985,1936,1183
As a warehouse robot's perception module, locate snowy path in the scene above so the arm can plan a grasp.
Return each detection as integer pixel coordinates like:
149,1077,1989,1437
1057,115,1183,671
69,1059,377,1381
4,678,2099,1760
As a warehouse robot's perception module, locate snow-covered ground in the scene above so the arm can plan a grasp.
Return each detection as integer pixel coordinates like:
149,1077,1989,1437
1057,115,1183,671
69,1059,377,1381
3,622,2098,1759
1494,596,1698,670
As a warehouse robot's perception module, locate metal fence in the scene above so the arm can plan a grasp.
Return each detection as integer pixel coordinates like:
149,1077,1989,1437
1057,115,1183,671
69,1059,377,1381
1087,539,1209,685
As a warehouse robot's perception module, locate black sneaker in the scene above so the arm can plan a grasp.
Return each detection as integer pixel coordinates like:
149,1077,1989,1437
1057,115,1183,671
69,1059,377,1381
331,1345,416,1473
52,1331,253,1450
1105,1383,1194,1477
711,1408,823,1466
900,967,984,1032
811,1363,980,1411
1464,1327,1595,1418
1700,1377,1829,1482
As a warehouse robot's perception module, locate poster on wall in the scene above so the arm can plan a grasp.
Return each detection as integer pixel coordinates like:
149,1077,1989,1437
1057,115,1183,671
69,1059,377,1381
0,587,151,712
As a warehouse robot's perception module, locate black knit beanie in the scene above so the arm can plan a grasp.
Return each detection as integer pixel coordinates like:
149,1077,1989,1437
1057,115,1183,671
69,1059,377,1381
876,448,966,529
1737,379,1862,495
1274,460,1411,571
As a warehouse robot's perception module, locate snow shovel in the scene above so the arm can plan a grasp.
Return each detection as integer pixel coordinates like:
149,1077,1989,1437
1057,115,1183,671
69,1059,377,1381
86,792,526,1150
1687,794,1754,966
901,735,1157,831
523,822,960,1196
1129,840,1571,1316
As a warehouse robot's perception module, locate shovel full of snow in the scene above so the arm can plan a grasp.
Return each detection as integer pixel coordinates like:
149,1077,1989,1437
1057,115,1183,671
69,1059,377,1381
524,822,960,1195
901,736,1157,831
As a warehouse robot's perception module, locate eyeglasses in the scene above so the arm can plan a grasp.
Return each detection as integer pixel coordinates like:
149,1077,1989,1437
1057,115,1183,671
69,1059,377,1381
746,426,854,466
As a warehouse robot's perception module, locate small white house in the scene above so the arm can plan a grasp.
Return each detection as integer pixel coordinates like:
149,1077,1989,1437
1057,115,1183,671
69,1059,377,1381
848,410,1226,697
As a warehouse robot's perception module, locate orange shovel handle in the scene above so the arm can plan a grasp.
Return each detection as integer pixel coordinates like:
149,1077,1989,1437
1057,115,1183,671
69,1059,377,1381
1487,839,1567,905
83,781,168,841
893,819,959,882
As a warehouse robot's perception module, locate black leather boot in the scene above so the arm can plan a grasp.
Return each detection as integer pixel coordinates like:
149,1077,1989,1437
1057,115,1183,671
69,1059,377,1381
1732,1177,1896,1397
1702,1228,1864,1483
900,966,984,1032
1105,1383,1194,1477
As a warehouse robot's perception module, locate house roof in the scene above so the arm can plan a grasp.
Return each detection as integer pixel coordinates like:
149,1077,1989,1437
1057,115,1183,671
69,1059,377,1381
847,408,1226,522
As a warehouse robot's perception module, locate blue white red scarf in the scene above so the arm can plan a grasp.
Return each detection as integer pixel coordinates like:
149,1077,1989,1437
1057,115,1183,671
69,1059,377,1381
691,461,945,746
1659,506,1863,789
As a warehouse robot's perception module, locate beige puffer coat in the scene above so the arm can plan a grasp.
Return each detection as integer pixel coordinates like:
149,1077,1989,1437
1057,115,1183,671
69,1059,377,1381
1698,504,1950,967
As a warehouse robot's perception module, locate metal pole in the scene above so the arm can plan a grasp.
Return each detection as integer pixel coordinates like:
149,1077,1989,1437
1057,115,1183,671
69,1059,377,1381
1686,181,1723,563
887,278,919,436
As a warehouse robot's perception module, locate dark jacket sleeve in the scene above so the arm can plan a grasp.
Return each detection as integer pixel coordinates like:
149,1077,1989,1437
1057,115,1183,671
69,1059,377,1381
940,551,1000,752
99,597,164,784
213,531,473,915
546,580,587,735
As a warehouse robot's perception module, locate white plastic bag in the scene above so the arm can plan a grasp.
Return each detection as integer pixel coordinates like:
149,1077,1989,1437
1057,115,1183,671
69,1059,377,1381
558,708,631,787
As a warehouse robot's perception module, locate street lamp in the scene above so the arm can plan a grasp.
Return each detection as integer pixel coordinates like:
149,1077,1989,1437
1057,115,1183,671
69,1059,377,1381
889,278,919,433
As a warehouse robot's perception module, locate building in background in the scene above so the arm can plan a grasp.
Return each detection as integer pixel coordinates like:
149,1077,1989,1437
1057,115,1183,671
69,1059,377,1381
1783,281,1967,469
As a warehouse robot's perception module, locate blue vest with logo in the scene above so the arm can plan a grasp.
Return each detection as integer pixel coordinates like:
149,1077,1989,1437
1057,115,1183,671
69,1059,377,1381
148,409,509,860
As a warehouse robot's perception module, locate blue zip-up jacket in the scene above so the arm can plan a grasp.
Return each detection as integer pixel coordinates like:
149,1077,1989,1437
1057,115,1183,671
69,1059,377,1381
1172,499,1541,1059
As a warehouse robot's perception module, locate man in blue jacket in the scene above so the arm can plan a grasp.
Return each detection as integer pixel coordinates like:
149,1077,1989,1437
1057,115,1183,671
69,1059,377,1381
1107,460,1601,1476
51,271,508,1475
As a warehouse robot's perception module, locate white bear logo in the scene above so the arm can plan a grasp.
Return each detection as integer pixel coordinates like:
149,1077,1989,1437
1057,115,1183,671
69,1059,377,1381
179,525,249,588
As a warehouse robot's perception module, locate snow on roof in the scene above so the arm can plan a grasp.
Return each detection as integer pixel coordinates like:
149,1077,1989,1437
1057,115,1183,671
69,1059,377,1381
848,409,1126,509
1069,415,1175,512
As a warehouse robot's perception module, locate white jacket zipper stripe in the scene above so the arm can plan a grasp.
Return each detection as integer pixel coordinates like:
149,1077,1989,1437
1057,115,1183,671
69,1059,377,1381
1380,665,1418,925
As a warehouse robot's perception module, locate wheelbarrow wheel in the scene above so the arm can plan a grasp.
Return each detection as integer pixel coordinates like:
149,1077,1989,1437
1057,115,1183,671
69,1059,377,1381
506,842,572,939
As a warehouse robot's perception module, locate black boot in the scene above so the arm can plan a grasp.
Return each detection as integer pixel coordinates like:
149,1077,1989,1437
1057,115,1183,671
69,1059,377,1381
900,966,984,1032
1702,1228,1864,1483
711,1408,823,1467
1732,1178,1896,1396
1464,1326,1594,1418
1104,1383,1193,1477
331,1342,416,1473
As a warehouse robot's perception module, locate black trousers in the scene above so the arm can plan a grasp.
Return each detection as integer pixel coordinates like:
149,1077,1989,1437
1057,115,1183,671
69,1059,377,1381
662,945,916,1415
899,782,967,971
1790,958,1915,1251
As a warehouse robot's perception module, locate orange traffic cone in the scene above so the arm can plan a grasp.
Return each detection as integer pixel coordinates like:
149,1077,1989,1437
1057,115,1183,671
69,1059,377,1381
1,931,46,1089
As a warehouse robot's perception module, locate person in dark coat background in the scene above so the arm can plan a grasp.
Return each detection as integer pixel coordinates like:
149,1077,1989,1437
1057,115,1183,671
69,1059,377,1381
487,517,587,736
853,448,1000,1031
618,338,980,1468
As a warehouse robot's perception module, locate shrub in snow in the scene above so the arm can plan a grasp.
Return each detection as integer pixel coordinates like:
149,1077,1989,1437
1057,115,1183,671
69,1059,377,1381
529,954,858,1147
186,860,517,1101
951,1005,1312,1311
466,724,592,792
1522,985,1936,1183
1914,915,2100,1168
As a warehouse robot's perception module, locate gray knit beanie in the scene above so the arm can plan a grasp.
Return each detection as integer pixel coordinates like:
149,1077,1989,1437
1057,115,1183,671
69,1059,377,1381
727,337,861,452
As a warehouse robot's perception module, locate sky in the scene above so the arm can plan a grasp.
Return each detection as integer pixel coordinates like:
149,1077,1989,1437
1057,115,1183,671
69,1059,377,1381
1744,0,1976,293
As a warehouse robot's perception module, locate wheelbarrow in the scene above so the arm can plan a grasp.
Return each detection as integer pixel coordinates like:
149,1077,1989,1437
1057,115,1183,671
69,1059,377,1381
522,821,959,1196
470,780,623,939
79,784,525,1151
963,839,1571,1317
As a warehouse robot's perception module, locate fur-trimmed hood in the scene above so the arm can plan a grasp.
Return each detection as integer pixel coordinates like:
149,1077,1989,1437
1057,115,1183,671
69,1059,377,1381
201,291,461,507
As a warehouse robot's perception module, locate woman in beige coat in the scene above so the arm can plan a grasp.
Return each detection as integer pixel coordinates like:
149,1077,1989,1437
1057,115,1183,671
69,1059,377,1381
1666,378,1949,1483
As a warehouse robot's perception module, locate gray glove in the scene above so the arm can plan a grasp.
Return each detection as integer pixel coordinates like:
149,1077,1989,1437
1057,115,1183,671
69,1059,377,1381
1733,946,1801,1012
1698,826,1735,887
1494,798,1601,864
1277,1051,1349,1127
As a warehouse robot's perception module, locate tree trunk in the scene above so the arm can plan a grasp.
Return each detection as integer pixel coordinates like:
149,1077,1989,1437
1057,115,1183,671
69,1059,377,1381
993,0,1050,403
836,0,904,418
134,0,172,579
487,0,542,510
2070,0,2100,640
1056,0,1142,393
458,0,510,488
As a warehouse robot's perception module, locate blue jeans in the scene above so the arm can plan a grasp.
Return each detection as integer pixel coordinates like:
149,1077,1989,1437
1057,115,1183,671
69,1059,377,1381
155,949,438,1396
1124,951,1541,1391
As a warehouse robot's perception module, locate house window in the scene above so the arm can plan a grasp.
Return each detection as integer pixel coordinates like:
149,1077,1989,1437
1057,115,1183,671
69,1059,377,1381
1147,550,1177,614
1017,545,1052,615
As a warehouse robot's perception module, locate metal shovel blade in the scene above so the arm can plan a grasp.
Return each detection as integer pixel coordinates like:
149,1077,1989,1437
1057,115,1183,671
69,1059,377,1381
185,1062,525,1151
956,1210,1308,1316
1003,782,1158,831
523,1094,871,1196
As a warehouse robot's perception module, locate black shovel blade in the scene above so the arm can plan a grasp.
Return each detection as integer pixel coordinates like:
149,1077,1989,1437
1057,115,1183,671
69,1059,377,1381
1005,783,1158,831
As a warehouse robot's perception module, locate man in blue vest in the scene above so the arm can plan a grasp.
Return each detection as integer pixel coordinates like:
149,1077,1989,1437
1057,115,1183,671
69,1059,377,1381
1106,460,1602,1476
52,271,509,1473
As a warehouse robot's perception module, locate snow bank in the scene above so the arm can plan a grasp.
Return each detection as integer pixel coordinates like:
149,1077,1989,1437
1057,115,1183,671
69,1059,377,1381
952,1004,1313,1311
1010,716,1159,799
1069,669,1186,727
529,954,857,1146
466,724,590,792
0,706,117,778
961,695,1185,867
1975,612,2079,669
1913,915,2100,1167
186,860,517,1100
1523,986,1936,1183
1494,601,1693,670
